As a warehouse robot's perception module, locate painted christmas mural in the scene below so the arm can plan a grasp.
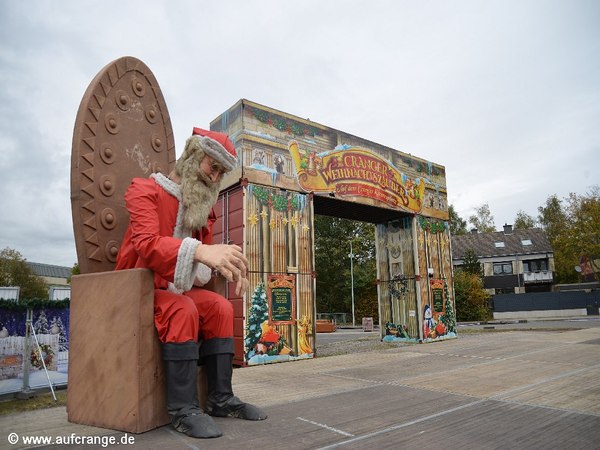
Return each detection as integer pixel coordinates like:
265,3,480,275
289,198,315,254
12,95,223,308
417,217,457,342
241,184,315,365
245,281,313,366
422,279,457,341
383,274,417,343
377,219,420,343
0,304,69,393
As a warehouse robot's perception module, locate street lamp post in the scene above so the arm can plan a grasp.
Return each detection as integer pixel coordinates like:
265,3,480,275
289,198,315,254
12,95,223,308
349,241,355,328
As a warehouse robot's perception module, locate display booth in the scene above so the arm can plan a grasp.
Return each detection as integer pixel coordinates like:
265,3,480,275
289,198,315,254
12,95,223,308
210,99,457,365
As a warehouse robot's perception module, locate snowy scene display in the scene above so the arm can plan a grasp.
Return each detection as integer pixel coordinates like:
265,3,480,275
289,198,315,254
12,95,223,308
383,322,414,342
382,277,457,343
422,280,457,342
0,306,69,393
245,283,313,365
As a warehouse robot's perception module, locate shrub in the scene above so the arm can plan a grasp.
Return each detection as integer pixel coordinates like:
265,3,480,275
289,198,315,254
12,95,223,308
453,270,491,322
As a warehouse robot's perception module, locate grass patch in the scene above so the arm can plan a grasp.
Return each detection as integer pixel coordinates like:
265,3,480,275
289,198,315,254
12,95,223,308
0,389,67,416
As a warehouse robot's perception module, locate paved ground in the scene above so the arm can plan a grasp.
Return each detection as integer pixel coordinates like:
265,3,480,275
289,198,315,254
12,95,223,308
1,322,599,449
457,316,600,331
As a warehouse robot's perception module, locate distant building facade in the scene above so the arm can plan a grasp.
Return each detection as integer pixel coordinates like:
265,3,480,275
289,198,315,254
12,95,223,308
26,262,71,287
452,224,554,295
26,262,72,300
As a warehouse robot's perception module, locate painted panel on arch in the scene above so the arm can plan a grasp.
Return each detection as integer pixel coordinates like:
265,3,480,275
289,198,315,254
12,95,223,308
243,184,315,365
211,99,449,221
417,217,458,342
288,142,426,214
376,218,420,343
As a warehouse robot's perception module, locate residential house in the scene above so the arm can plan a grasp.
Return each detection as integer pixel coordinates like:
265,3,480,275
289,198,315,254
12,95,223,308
26,262,72,299
451,224,554,295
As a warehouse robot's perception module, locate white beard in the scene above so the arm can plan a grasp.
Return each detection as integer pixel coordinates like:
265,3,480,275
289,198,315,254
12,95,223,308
175,136,224,231
180,166,221,230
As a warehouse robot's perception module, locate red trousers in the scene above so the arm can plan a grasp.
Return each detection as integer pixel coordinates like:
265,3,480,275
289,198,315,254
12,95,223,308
154,288,233,343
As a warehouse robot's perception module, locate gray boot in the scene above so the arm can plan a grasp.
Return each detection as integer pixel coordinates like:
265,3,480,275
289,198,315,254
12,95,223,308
162,342,223,438
204,353,267,421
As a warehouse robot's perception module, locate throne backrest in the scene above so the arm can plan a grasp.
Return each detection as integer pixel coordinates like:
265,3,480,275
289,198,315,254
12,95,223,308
71,57,175,274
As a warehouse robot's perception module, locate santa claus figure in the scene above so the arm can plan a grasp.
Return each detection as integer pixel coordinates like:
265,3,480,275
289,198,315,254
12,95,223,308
423,304,435,338
116,128,267,438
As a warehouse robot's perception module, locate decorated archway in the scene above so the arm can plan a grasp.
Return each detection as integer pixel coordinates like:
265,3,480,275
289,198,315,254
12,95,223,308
211,99,457,365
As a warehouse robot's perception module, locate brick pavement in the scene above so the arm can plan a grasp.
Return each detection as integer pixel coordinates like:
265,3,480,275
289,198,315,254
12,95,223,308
1,327,599,449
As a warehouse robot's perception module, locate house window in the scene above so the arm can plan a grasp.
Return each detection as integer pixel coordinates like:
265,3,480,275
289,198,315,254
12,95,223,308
495,287,514,295
523,259,548,272
521,239,532,246
495,242,505,248
493,262,513,275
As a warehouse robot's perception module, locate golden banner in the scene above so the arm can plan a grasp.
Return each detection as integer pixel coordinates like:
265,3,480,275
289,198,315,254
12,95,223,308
288,141,425,213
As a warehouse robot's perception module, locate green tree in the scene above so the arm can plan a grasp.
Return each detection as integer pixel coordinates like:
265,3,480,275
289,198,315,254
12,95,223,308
538,187,600,283
538,194,571,282
244,283,269,359
67,262,80,284
453,270,491,321
538,195,567,244
354,281,379,323
448,204,467,235
441,287,457,333
468,203,496,233
513,210,537,229
314,216,377,321
565,187,600,270
462,248,482,276
0,247,48,299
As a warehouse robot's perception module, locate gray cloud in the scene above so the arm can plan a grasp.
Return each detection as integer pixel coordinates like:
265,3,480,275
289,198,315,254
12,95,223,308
0,0,598,267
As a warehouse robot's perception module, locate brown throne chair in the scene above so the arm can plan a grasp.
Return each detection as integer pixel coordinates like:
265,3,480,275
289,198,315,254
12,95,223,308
68,56,207,433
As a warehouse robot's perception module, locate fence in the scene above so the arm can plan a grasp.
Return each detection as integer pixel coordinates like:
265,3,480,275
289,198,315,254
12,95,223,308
492,291,600,319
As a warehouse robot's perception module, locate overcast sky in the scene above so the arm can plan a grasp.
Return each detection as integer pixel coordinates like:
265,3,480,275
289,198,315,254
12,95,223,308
1,0,598,268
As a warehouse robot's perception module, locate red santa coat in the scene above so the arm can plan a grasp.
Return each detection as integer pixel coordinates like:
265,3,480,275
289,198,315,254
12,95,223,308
116,174,234,346
116,176,214,288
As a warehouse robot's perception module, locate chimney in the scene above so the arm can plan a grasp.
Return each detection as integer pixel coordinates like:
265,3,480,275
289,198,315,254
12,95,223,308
503,223,513,234
470,228,478,234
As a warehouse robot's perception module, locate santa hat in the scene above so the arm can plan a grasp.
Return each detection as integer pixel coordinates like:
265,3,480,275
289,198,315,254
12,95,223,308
192,127,237,171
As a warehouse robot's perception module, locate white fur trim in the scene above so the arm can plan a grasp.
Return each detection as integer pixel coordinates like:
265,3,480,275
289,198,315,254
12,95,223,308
198,136,237,171
193,263,212,287
173,237,201,292
173,201,191,239
152,173,204,292
151,173,191,238
167,282,183,294
151,173,181,200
